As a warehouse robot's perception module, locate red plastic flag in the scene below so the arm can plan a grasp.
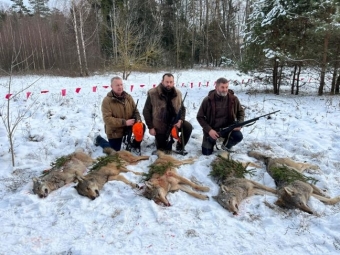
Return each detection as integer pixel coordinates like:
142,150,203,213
41,90,49,93
130,85,134,92
61,89,66,96
26,92,31,99
103,86,109,88
75,88,81,93
92,86,97,92
5,94,12,99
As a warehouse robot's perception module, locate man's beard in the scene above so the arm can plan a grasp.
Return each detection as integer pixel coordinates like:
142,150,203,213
216,91,228,97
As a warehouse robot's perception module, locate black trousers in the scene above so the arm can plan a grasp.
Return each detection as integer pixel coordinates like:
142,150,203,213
155,120,193,151
201,130,243,155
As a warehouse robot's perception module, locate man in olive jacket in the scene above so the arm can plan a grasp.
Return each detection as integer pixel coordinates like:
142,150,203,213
196,77,245,155
94,76,144,152
143,73,192,154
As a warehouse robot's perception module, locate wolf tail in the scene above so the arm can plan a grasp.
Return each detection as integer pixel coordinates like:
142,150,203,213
247,151,269,162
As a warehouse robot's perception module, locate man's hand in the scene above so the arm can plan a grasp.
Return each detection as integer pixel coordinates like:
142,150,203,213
208,129,219,140
233,127,242,131
126,119,136,126
175,119,182,128
149,128,156,136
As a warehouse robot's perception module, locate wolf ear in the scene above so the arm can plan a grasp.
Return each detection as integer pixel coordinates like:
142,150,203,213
32,177,40,183
221,185,229,192
75,175,84,183
145,181,153,189
283,187,294,196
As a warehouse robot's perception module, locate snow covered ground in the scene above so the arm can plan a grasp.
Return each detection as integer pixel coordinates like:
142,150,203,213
0,69,339,254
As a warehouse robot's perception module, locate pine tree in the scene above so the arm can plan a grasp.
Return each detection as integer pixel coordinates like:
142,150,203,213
10,0,31,15
28,0,50,17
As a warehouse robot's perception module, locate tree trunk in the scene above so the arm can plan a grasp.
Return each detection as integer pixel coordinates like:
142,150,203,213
205,0,209,66
278,64,283,94
318,32,330,96
331,43,340,94
37,23,45,71
291,64,297,94
191,27,195,68
273,58,278,94
335,74,340,94
72,3,83,76
79,5,89,76
296,64,301,95
331,65,337,95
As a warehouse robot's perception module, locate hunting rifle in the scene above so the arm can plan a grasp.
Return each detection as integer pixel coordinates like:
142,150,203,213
165,92,188,151
208,110,280,144
124,99,139,151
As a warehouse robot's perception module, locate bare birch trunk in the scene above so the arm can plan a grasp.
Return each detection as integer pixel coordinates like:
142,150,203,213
72,2,83,76
79,6,89,76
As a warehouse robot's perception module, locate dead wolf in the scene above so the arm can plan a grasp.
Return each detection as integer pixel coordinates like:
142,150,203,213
32,151,95,198
248,151,340,214
75,154,142,200
142,150,209,206
103,147,149,165
211,152,276,215
213,177,277,215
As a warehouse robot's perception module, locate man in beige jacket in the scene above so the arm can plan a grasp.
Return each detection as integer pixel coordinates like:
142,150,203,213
94,76,144,154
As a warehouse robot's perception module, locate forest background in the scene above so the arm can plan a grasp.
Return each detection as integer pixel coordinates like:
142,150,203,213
1,0,340,96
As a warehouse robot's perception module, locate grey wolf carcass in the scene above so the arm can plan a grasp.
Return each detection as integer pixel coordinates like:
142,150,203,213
211,152,276,215
75,154,142,200
32,150,95,198
142,151,209,206
103,147,149,164
248,151,340,214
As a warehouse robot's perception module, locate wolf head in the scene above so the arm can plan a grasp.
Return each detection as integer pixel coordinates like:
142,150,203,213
276,186,313,214
213,185,240,215
32,178,51,198
74,177,100,200
142,181,171,206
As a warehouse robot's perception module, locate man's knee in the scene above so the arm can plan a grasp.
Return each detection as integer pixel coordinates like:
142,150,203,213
183,120,193,134
202,147,213,155
232,131,243,143
202,134,214,155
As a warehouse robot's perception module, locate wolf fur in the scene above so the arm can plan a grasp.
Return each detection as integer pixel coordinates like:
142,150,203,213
74,161,142,200
142,150,208,206
153,150,196,166
103,147,149,165
212,152,276,215
213,177,277,215
32,151,95,198
248,151,340,214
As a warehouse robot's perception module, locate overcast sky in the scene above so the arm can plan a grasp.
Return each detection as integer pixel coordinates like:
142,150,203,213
0,0,66,11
